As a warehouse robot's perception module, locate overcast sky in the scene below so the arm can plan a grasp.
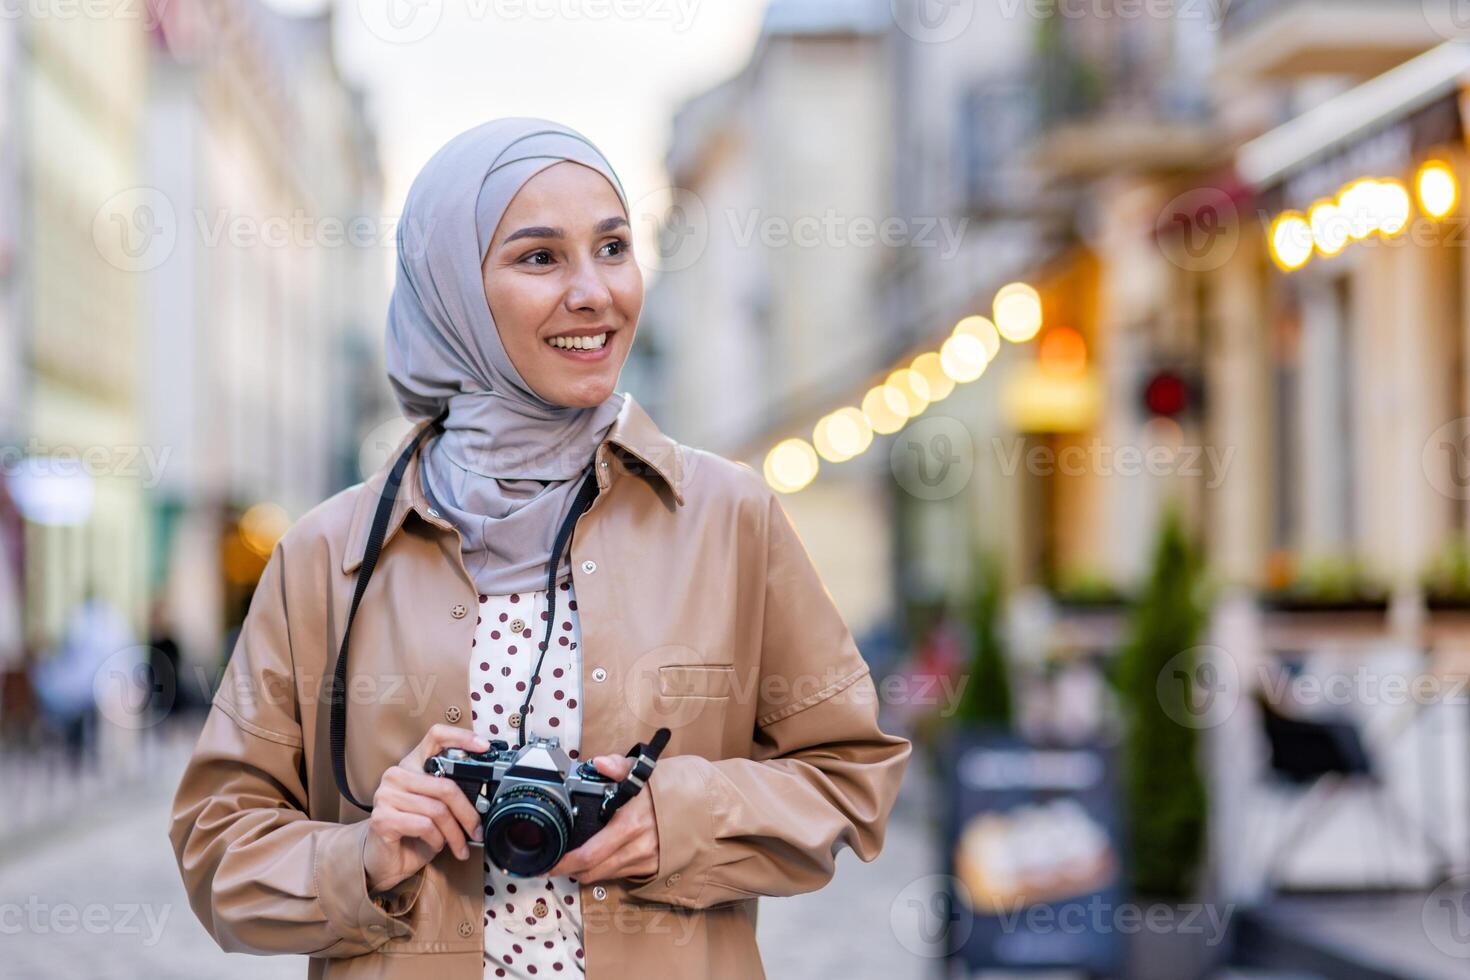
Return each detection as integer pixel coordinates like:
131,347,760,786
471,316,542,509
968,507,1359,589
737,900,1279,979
268,0,768,268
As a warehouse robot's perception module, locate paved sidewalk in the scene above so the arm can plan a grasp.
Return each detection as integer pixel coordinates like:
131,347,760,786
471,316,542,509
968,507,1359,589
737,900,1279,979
0,765,304,979
0,739,938,979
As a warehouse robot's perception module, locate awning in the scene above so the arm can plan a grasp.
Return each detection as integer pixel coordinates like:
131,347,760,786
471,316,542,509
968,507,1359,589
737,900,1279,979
1238,41,1470,210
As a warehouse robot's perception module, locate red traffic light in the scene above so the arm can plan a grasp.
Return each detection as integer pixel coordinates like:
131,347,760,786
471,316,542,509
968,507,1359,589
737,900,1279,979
1143,371,1190,418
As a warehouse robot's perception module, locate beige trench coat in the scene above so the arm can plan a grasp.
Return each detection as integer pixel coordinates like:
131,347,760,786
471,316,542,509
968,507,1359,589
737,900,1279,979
169,392,912,979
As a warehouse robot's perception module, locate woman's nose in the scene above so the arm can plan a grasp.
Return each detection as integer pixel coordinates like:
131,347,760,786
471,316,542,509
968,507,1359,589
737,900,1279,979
563,257,614,313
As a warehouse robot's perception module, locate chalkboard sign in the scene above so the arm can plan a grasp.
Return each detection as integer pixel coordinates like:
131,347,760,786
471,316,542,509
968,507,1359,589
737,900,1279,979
941,728,1126,976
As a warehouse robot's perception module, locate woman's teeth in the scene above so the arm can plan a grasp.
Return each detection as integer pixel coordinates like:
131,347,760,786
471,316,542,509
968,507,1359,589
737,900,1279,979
546,332,607,351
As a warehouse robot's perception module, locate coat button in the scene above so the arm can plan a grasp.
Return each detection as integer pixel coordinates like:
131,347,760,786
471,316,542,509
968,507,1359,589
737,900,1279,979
457,921,473,938
580,559,597,574
509,617,526,633
592,885,607,901
508,712,521,729
666,873,681,886
591,667,607,683
451,603,467,619
445,706,462,723
533,898,548,918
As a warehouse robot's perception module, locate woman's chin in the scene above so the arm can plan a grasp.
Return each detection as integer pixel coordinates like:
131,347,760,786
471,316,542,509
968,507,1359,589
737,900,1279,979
536,371,619,409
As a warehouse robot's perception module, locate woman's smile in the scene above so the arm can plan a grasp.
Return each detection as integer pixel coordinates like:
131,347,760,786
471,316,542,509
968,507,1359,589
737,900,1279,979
544,326,616,361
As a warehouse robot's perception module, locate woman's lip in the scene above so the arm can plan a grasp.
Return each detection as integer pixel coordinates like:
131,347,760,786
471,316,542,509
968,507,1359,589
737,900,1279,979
546,326,616,340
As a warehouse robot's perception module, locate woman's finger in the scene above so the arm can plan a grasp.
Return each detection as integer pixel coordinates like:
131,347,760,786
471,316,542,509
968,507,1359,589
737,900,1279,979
579,828,658,883
549,811,640,877
406,724,489,769
590,754,635,780
398,768,483,840
377,808,446,853
382,788,470,859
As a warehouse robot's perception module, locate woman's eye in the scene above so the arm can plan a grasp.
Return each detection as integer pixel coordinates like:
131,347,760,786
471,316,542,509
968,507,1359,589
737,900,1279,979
600,238,630,258
521,249,553,266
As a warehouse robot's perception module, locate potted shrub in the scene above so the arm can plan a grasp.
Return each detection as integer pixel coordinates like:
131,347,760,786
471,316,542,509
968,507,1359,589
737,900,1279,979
1114,509,1214,979
1422,539,1470,612
951,553,1014,731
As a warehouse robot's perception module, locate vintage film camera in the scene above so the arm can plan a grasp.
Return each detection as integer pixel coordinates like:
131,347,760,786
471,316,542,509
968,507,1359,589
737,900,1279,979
424,728,670,877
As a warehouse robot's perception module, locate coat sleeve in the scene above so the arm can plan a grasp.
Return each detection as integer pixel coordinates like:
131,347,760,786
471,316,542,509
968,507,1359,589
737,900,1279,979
167,538,426,958
623,482,912,909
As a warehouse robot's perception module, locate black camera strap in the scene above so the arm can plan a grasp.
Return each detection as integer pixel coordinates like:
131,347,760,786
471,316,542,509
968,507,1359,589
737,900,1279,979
517,470,600,749
600,726,672,820
329,409,600,812
330,410,446,813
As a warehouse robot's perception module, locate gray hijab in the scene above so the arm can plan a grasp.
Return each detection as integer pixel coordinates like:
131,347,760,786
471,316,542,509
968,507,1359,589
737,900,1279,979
384,117,629,595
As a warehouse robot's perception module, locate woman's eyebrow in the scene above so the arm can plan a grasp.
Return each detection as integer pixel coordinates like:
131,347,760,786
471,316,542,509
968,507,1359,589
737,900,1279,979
502,216,629,245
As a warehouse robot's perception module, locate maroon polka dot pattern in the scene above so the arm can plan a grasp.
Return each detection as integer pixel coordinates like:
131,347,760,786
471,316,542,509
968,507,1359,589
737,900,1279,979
471,586,585,978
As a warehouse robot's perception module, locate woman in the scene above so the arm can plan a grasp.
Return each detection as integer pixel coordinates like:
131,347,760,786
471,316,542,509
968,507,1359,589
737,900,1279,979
169,117,911,980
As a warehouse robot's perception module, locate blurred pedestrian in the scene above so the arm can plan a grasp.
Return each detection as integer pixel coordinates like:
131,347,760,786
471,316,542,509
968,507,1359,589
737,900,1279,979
30,587,135,753
146,596,186,724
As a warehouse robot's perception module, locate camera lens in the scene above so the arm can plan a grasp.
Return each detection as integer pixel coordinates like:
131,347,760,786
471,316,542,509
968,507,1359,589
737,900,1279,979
484,785,572,877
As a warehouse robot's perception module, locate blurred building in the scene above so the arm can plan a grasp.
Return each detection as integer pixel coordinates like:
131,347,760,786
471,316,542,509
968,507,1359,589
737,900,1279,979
645,0,897,638
0,20,23,443
652,1,1470,968
0,0,386,724
144,0,388,676
982,1,1470,966
0,20,26,700
883,0,1067,602
17,4,152,656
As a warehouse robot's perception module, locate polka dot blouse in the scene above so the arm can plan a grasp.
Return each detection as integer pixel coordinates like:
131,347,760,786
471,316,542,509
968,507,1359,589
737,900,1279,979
470,582,586,978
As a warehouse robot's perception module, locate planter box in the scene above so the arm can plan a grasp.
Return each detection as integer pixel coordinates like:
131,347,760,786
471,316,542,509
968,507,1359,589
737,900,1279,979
1125,897,1226,980
1259,594,1389,615
1424,592,1470,613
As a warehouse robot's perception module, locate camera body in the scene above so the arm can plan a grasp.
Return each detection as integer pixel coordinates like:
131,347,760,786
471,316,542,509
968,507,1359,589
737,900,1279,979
424,735,620,877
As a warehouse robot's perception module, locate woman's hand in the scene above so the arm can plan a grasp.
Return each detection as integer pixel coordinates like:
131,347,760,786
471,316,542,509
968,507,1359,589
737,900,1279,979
364,724,489,894
546,754,659,881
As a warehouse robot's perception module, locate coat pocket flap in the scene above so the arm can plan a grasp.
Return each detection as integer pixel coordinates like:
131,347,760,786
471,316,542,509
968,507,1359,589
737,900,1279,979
658,664,735,698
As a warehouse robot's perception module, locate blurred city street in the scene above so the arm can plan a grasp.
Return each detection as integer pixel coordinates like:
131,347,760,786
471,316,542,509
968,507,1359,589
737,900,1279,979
7,0,1470,977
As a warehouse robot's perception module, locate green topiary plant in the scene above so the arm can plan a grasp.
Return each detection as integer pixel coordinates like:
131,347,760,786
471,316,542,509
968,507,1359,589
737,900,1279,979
952,553,1013,730
1422,538,1470,604
1115,507,1208,898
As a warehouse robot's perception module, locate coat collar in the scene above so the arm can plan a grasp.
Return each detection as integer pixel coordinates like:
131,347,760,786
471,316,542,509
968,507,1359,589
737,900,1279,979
341,392,683,574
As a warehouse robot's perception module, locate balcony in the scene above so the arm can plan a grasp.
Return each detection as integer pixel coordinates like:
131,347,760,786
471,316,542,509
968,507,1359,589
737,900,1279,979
1216,0,1446,83
1028,25,1217,180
